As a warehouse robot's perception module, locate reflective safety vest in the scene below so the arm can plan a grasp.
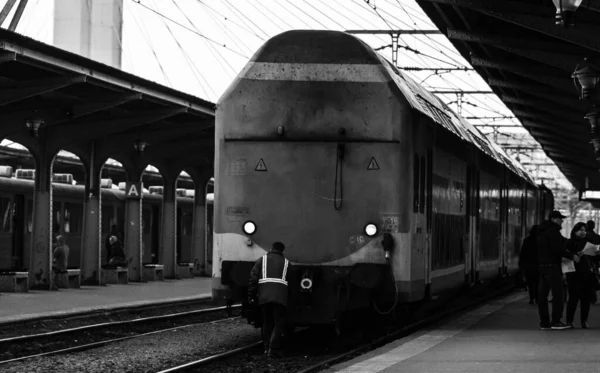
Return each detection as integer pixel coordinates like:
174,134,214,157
259,255,289,286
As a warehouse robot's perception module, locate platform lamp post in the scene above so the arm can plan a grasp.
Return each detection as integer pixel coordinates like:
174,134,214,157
591,137,600,162
586,106,600,136
25,118,44,137
552,0,583,27
573,58,600,100
133,139,148,153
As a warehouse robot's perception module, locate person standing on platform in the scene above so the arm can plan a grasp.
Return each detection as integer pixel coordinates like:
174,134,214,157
519,225,539,305
537,210,578,330
248,242,290,358
565,222,594,329
585,220,600,305
51,235,69,290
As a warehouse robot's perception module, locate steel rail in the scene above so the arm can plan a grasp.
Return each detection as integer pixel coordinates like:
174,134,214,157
0,304,240,344
156,341,264,373
0,316,239,365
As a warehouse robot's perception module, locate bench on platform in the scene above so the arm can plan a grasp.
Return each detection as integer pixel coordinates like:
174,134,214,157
0,271,28,292
56,269,81,289
144,264,164,281
103,267,129,284
177,263,194,279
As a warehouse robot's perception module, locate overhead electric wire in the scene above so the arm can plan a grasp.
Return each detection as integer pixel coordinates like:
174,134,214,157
171,0,239,76
195,2,253,56
248,0,293,30
222,0,270,39
128,0,172,87
131,0,248,58
152,0,215,97
300,0,345,29
195,0,265,41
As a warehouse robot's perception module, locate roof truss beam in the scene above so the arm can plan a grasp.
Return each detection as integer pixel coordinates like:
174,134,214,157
447,29,580,72
0,75,87,106
66,93,143,122
500,95,583,122
50,108,187,148
422,0,600,52
487,78,586,111
510,107,582,127
470,56,574,94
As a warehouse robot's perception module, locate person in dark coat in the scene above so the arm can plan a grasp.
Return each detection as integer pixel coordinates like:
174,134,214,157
537,210,578,330
565,222,594,329
51,235,69,290
519,225,539,305
248,242,290,358
106,236,128,267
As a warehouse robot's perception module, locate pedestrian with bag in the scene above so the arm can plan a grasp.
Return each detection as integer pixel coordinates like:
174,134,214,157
537,210,579,330
564,222,595,329
248,242,291,358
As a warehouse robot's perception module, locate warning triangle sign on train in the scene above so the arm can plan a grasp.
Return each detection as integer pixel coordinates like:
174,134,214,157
367,157,379,170
255,158,267,172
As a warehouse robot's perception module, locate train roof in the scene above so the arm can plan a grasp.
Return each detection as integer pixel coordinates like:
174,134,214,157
373,51,537,186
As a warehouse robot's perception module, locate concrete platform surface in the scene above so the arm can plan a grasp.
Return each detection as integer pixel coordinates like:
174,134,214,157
0,277,212,325
328,291,600,373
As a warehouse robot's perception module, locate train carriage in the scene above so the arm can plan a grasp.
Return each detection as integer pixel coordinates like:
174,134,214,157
213,30,551,326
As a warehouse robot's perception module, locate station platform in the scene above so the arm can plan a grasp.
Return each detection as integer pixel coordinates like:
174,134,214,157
0,277,212,325
328,291,600,373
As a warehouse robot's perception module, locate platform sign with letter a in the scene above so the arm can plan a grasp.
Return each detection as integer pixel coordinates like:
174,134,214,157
126,182,143,200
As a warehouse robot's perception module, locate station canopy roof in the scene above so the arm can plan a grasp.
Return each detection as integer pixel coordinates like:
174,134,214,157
417,0,600,191
0,28,215,176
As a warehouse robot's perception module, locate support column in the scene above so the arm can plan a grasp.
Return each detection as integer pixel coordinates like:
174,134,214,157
160,175,177,279
124,182,143,282
80,142,105,285
29,141,56,290
191,178,210,276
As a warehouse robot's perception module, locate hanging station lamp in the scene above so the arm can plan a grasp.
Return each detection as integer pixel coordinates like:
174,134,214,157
573,58,600,100
586,106,600,137
552,0,583,27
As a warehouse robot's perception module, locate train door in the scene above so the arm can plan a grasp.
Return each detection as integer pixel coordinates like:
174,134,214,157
425,147,433,297
176,206,182,264
151,205,160,264
465,157,474,284
12,194,25,269
0,195,14,270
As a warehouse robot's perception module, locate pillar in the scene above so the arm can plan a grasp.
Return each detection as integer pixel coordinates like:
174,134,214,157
28,141,56,289
80,142,104,285
123,173,143,282
160,175,177,279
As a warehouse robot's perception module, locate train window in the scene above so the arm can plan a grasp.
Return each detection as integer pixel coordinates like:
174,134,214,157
27,200,32,233
53,202,62,234
64,203,82,234
181,211,193,236
143,207,152,234
419,155,426,213
413,153,419,213
0,197,11,233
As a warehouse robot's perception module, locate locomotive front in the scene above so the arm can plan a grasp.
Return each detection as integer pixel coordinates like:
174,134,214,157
213,30,412,325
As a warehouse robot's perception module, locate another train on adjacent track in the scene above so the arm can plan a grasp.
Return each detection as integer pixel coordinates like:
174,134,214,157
212,30,553,326
0,168,211,273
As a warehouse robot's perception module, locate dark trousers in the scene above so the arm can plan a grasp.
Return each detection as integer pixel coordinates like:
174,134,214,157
261,303,286,352
566,272,592,324
537,265,564,324
524,268,539,302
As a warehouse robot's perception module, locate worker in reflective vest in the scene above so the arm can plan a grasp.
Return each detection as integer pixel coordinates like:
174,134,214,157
248,241,290,358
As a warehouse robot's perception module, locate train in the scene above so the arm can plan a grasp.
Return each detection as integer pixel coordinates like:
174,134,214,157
0,166,212,274
212,30,554,326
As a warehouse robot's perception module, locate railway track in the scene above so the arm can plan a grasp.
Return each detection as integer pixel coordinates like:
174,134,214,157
157,284,519,373
0,304,241,365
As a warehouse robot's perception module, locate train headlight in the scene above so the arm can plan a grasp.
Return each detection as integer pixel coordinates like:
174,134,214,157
365,223,378,237
243,221,257,235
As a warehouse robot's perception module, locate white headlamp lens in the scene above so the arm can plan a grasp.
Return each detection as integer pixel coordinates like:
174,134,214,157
365,223,377,237
243,221,256,235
